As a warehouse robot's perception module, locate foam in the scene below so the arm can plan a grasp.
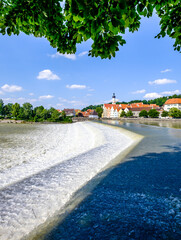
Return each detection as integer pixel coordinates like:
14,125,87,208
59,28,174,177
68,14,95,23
0,122,133,240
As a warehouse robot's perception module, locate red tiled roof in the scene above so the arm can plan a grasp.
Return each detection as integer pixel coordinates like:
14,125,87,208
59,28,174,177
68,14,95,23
104,104,114,108
82,111,90,117
75,109,81,113
165,98,181,105
119,104,129,109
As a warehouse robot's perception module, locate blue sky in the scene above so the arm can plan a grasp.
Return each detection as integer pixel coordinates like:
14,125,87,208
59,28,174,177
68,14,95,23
0,13,180,110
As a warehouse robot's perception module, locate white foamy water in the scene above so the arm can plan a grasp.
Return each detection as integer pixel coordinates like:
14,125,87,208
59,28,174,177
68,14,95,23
0,122,133,240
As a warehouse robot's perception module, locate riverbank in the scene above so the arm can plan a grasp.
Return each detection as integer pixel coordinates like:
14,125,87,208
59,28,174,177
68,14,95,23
0,122,142,240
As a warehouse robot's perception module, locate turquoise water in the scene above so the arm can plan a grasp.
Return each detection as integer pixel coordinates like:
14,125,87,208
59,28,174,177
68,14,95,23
41,121,181,240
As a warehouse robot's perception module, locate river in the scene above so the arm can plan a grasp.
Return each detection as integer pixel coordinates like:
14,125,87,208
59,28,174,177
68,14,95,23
38,120,181,240
0,122,135,240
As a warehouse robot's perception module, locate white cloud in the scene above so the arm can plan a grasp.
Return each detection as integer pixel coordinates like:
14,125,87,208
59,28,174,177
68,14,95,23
144,89,181,99
86,94,92,97
37,69,60,80
66,84,86,89
39,95,54,100
161,90,181,95
78,51,88,57
144,92,162,99
161,69,172,73
0,90,4,95
1,84,23,92
88,88,95,92
50,52,76,60
132,89,146,94
29,93,34,96
58,97,85,107
2,97,37,104
148,78,177,85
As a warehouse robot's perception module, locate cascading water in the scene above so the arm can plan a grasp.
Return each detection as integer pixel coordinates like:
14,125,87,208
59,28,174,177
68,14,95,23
0,122,133,240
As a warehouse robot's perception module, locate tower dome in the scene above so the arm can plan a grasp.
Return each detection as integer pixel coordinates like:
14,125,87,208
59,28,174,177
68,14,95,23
112,93,116,104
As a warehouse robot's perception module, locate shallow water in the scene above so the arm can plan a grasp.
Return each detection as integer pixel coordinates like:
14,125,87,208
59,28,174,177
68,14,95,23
0,122,133,240
41,120,181,240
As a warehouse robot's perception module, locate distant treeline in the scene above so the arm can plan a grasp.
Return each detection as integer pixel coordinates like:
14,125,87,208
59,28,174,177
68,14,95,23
82,95,181,111
0,99,72,123
117,94,181,107
82,104,103,112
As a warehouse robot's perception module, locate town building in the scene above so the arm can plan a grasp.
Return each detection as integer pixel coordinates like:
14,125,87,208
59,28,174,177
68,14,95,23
102,93,128,118
89,110,98,119
164,98,181,111
63,109,76,117
103,93,160,118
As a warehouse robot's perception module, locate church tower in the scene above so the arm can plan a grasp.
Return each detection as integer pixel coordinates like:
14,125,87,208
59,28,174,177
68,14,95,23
112,93,116,104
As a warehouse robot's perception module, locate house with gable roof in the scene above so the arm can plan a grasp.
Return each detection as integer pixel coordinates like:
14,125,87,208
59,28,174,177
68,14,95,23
164,98,181,111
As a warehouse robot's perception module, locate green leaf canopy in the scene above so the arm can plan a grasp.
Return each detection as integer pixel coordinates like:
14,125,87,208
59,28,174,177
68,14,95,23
0,0,180,58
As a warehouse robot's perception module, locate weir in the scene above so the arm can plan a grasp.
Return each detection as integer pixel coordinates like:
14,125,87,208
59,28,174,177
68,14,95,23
0,122,142,240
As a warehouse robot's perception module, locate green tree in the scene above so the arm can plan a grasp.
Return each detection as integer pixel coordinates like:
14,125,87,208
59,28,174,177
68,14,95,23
161,110,169,117
12,103,20,119
3,103,13,117
139,110,148,118
169,108,181,118
120,110,126,117
41,109,50,120
61,110,66,119
18,107,25,119
126,110,133,117
96,107,103,118
50,108,61,121
0,99,4,116
34,106,44,120
1,0,180,59
22,102,33,120
148,109,159,118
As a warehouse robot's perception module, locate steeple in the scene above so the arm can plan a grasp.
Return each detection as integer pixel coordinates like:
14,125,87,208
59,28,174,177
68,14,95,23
112,93,116,104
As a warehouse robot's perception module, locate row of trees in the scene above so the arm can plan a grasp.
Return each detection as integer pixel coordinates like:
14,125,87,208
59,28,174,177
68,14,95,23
82,104,103,112
117,94,181,107
0,99,72,123
120,109,160,118
120,108,181,119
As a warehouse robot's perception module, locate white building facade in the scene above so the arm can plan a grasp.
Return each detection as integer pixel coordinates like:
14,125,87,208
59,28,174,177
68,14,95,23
164,98,181,111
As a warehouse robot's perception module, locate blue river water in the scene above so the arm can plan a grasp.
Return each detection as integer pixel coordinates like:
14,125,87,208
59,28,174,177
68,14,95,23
34,120,181,240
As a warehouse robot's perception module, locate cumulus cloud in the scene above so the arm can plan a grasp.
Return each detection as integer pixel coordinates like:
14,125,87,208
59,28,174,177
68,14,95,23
1,84,23,92
161,69,172,73
58,97,85,106
88,88,95,92
66,84,86,89
148,78,177,85
39,95,54,100
78,51,88,57
37,70,60,80
161,90,181,95
144,92,162,99
29,93,34,96
50,52,76,60
132,89,146,94
0,90,4,95
2,97,37,104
